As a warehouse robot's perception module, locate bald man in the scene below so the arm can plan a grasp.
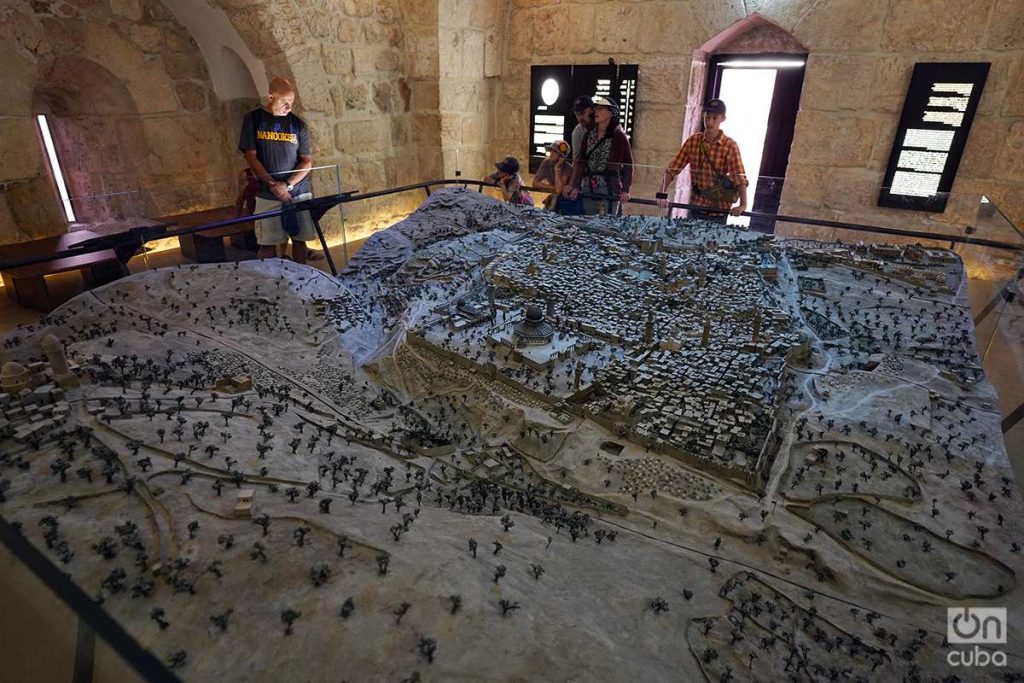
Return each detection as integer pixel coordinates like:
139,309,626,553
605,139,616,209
238,77,315,263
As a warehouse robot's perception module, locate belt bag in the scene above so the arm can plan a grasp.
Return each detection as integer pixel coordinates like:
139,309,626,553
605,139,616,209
693,174,739,203
696,138,740,203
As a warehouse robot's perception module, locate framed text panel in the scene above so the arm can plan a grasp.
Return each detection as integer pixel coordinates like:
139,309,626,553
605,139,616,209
877,62,989,213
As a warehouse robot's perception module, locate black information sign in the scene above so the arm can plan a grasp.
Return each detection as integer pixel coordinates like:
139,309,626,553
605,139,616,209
528,64,639,173
878,62,989,212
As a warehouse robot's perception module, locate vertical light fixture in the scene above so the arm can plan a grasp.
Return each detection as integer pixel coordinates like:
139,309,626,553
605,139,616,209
36,114,76,223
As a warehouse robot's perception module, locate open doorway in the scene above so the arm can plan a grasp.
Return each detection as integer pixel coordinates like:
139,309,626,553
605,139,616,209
706,54,805,231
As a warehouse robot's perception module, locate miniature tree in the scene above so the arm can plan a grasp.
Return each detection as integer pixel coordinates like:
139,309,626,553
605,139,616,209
649,597,669,614
280,609,301,636
250,542,267,564
394,602,411,624
309,563,332,587
499,599,520,617
150,607,169,630
417,637,437,664
210,609,233,633
168,650,187,670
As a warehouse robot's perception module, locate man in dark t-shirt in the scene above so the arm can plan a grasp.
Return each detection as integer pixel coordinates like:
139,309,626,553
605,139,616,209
238,77,315,263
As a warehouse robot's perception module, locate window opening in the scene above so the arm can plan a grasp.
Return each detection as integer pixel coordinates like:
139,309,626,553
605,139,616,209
36,113,76,223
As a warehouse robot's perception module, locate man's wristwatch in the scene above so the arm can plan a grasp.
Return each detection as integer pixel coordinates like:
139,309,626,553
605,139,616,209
286,183,295,192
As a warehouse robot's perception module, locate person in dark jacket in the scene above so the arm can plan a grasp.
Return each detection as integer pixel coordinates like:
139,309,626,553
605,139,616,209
565,95,634,215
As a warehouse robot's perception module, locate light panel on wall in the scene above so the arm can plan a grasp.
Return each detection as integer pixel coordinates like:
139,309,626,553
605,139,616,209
716,59,806,68
528,64,640,173
36,114,76,223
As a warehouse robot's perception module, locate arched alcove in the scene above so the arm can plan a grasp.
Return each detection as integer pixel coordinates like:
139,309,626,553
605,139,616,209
674,13,809,228
32,57,150,226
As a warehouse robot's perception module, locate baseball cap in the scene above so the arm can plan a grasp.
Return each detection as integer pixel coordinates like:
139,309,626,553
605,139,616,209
592,95,620,115
546,140,570,156
703,98,726,115
494,156,520,175
573,95,594,113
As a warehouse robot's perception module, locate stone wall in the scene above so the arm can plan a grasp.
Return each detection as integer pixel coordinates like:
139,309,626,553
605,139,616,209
494,0,1024,243
778,0,1024,247
213,0,435,244
438,0,506,181
3,0,1020,253
0,0,237,245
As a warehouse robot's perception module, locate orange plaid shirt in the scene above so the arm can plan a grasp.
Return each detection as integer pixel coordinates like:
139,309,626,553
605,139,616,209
667,131,747,208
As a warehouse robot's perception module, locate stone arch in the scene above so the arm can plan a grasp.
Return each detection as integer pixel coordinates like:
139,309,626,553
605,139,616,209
0,1,238,244
160,0,268,100
673,14,808,210
32,56,150,226
218,46,261,101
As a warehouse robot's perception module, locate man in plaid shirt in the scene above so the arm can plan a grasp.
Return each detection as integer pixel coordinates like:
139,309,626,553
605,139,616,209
657,99,748,223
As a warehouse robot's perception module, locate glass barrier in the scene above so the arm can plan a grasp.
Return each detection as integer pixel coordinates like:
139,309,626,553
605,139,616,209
53,165,346,275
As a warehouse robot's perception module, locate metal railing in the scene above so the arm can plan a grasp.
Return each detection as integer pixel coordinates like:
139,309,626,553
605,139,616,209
2,178,1022,277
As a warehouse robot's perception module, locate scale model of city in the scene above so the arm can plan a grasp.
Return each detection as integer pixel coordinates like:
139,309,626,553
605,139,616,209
1,189,1020,680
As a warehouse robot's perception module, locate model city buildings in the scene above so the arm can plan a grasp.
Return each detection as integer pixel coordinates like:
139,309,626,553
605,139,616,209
0,189,1019,681
411,220,822,488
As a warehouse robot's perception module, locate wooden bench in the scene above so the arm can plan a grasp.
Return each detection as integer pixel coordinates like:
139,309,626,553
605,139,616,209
162,206,257,263
0,230,128,312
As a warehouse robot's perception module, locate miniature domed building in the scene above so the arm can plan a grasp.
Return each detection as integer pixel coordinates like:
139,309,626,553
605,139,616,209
512,305,554,347
0,361,31,393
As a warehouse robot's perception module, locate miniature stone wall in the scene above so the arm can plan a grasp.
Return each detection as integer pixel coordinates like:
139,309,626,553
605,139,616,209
494,0,1024,238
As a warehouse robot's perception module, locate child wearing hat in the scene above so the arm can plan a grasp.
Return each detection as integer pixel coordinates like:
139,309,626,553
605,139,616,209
489,156,534,206
533,140,574,212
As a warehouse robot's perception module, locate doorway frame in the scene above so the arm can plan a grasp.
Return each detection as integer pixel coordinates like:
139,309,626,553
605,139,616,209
704,53,807,232
672,13,809,223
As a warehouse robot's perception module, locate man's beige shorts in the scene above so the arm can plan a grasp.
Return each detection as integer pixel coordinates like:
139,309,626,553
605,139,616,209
254,193,316,245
